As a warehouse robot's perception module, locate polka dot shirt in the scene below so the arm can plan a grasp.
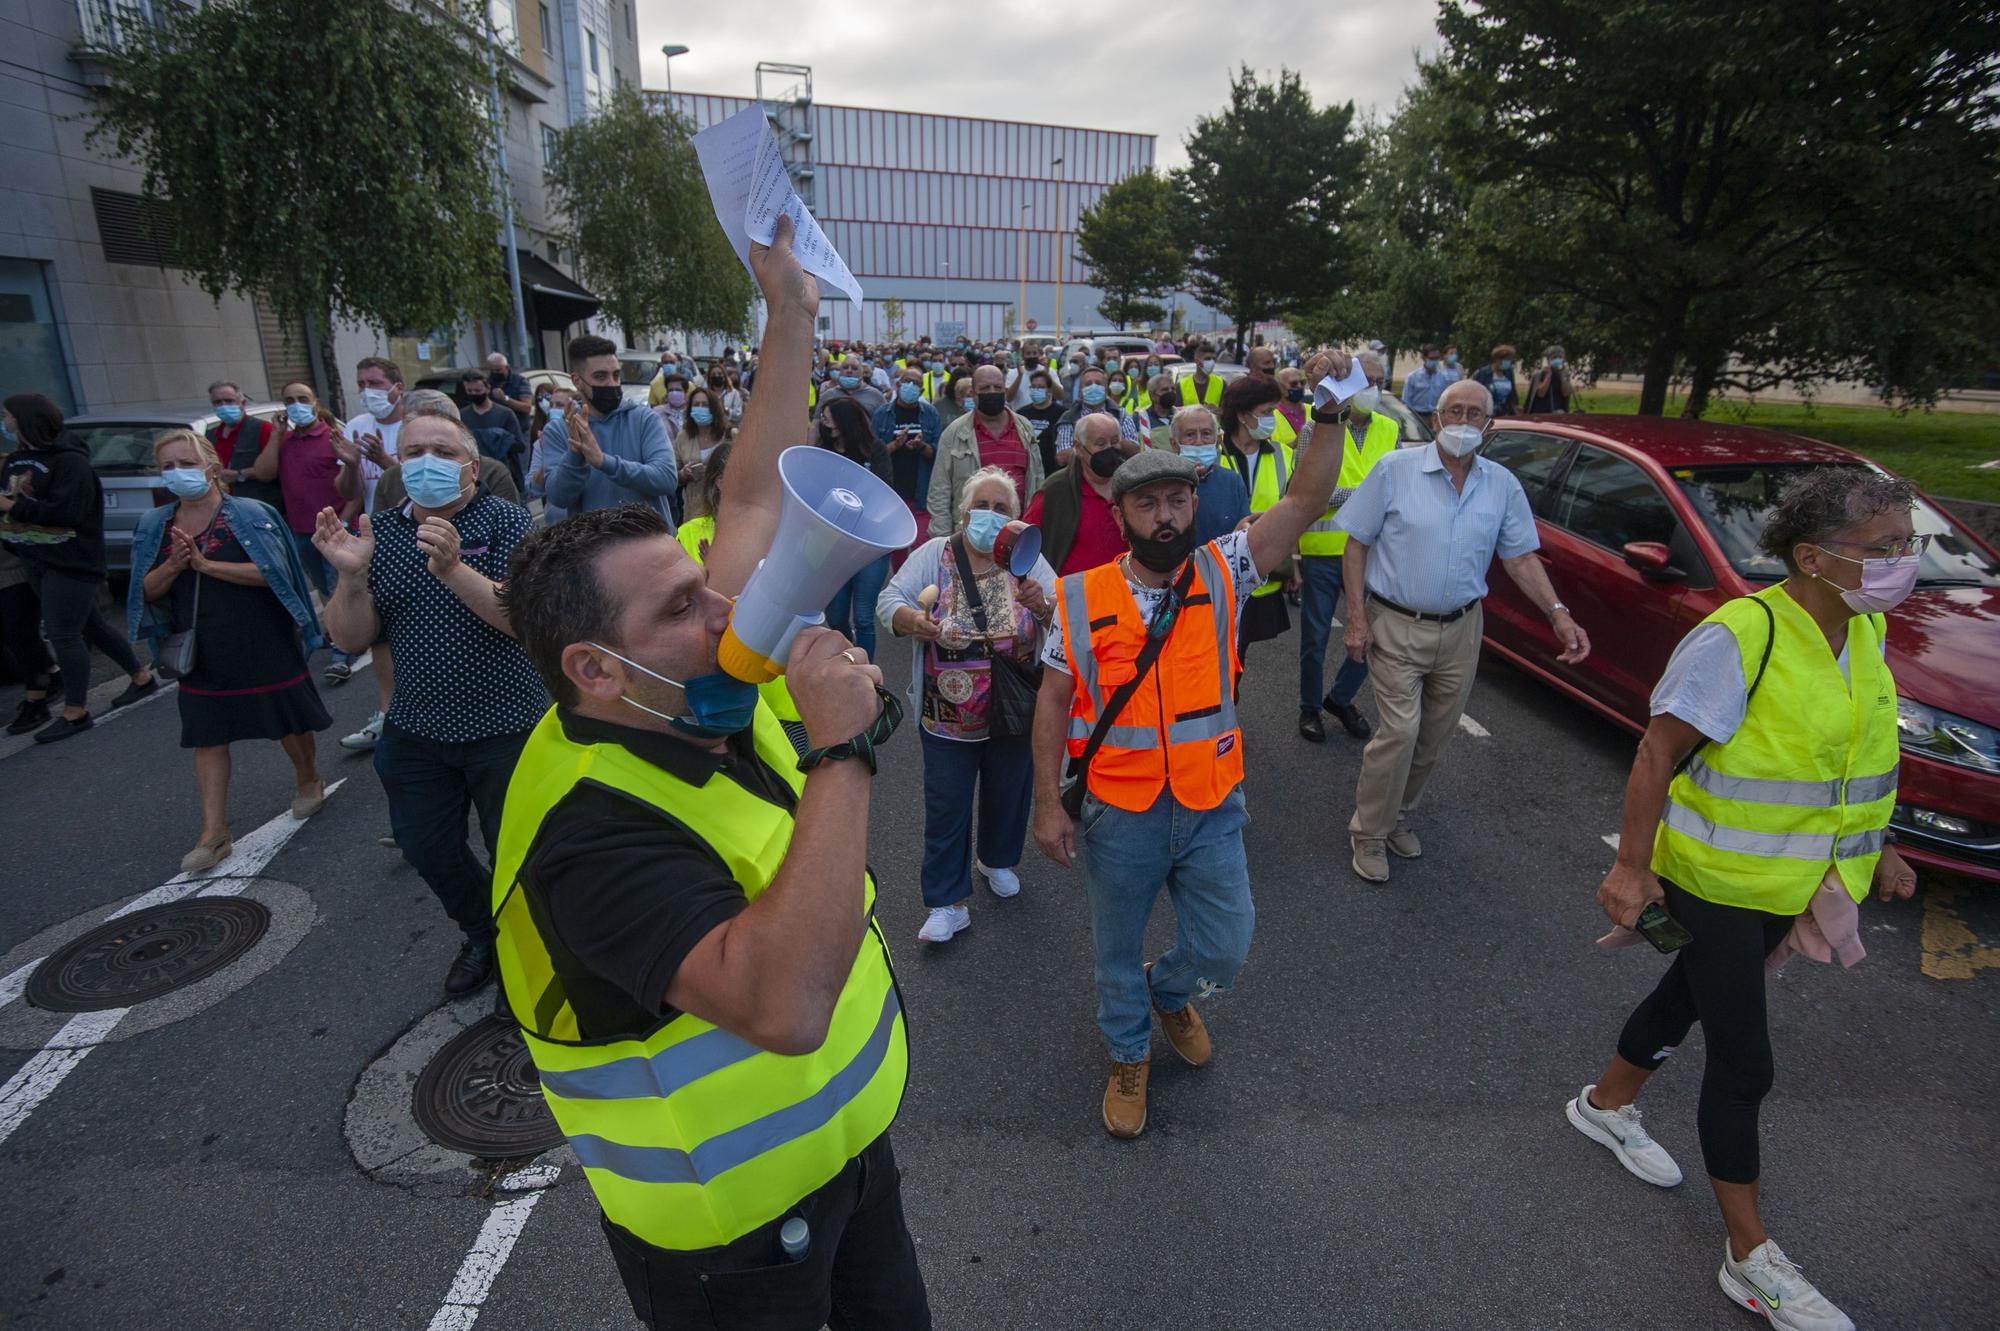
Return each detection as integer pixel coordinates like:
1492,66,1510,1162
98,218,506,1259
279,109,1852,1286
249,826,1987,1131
366,492,549,741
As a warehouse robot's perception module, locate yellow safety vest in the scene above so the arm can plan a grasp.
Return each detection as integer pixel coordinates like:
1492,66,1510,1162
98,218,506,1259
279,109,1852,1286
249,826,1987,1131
1298,411,1397,556
1651,586,1899,915
677,519,801,722
1178,373,1224,407
492,705,906,1252
1219,441,1293,598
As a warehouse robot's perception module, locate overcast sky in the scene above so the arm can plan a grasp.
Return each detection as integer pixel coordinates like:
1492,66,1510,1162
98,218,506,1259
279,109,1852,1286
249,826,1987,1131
637,3,1443,171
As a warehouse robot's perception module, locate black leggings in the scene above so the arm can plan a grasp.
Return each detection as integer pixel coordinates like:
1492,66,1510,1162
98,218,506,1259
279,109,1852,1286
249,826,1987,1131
24,565,141,708
0,580,55,687
1615,878,1794,1185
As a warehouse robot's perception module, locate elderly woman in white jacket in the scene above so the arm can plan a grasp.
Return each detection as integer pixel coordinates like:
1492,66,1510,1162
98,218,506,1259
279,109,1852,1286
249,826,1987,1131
878,465,1058,944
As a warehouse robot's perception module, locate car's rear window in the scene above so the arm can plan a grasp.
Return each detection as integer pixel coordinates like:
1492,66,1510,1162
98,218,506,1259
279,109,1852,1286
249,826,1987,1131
620,361,657,386
72,424,179,475
1675,463,1998,588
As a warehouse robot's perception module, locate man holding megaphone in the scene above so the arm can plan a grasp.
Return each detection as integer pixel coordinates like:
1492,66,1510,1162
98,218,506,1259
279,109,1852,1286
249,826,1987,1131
492,217,932,1329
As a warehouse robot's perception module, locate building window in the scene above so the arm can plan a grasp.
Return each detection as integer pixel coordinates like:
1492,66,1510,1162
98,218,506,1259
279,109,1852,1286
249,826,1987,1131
541,124,558,169
89,188,183,267
546,240,561,264
488,0,518,49
537,2,552,53
587,30,598,75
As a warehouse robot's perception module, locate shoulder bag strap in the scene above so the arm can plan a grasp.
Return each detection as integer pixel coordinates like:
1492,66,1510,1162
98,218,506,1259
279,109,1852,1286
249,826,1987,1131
1064,559,1198,784
948,534,995,652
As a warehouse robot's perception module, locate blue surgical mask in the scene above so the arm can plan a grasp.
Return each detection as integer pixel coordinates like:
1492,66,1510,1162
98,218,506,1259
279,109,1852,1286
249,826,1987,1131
1550,357,1565,370
1424,359,1439,372
1029,387,1049,405
358,387,394,419
1446,353,1460,366
689,406,714,426
590,641,760,739
898,382,921,404
214,403,244,425
838,374,860,389
1200,358,1216,374
1499,358,1513,372
161,466,212,499
285,402,316,428
0,420,13,442
1249,414,1277,441
964,508,1007,553
1109,378,1126,395
547,403,564,422
1182,444,1218,468
400,452,469,508
1081,384,1107,406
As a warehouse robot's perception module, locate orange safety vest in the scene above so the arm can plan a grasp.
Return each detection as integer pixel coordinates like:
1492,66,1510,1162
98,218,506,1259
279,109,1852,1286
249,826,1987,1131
1056,541,1243,814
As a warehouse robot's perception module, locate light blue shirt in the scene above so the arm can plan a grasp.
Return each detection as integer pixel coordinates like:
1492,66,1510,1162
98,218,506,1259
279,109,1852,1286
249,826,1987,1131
1400,365,1450,414
1334,445,1540,613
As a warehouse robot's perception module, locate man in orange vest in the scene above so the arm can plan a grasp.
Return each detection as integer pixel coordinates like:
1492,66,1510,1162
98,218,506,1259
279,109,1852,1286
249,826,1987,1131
1030,348,1350,1139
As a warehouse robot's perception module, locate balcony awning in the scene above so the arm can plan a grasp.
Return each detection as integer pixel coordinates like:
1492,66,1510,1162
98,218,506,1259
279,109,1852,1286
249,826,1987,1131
511,250,600,328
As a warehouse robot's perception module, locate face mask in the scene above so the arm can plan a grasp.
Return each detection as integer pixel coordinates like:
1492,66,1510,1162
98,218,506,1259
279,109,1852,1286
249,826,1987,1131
1437,424,1483,458
1425,359,1440,372
665,390,687,410
466,387,488,402
1088,446,1126,480
1550,357,1565,370
1030,387,1049,406
964,508,1007,553
589,641,760,740
401,452,469,508
1285,386,1305,403
161,466,212,499
1812,548,1920,615
1081,385,1108,406
1200,358,1216,374
546,403,564,422
214,403,244,425
1249,413,1277,441
1498,358,1514,372
1182,444,1218,468
1110,379,1127,395
590,384,625,416
689,406,714,426
0,420,14,442
1446,353,1460,366
1350,387,1382,417
838,374,860,389
976,390,1006,416
897,382,921,404
1129,519,1197,573
358,387,394,418
285,402,316,428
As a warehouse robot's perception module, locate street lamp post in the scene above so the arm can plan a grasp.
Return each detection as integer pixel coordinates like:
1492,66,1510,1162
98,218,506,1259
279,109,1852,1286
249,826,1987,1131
481,15,530,365
1051,154,1066,338
1017,203,1029,340
661,44,689,102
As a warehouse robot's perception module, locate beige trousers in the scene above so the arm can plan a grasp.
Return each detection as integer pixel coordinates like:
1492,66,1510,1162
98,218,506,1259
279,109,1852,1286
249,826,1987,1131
1348,600,1483,841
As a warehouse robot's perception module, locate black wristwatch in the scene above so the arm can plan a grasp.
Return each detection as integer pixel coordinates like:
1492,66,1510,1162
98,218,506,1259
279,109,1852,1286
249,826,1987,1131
1310,404,1349,426
797,687,905,775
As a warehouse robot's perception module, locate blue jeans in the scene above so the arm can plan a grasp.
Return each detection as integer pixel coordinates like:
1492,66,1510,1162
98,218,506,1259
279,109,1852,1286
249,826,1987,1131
292,531,357,667
919,729,1034,908
1079,787,1255,1063
823,554,889,659
1298,553,1369,710
373,722,529,942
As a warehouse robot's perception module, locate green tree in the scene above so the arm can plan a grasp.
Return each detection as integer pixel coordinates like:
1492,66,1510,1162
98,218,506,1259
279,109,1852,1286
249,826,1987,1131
545,89,754,347
1434,1,2000,415
881,298,906,342
1173,68,1364,349
87,0,507,412
1075,169,1185,330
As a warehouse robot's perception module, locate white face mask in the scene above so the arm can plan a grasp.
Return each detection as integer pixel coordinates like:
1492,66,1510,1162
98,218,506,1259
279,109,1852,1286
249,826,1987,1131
359,387,394,418
1437,424,1483,458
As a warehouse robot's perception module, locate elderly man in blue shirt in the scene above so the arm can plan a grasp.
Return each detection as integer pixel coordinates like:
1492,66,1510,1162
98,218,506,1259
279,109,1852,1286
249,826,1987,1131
1334,378,1591,883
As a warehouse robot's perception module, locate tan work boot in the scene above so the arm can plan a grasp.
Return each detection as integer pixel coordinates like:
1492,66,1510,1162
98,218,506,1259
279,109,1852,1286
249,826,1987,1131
1102,1057,1150,1138
1351,835,1390,882
1146,961,1212,1066
1387,822,1421,859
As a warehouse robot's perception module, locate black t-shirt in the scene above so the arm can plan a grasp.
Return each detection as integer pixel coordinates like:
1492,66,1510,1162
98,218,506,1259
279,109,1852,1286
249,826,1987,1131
515,708,798,1041
887,402,925,501
1018,403,1066,475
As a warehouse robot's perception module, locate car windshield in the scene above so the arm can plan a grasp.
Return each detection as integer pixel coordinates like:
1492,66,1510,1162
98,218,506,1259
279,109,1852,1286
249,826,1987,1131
621,361,656,386
71,423,187,475
1675,463,2000,588
1373,393,1434,444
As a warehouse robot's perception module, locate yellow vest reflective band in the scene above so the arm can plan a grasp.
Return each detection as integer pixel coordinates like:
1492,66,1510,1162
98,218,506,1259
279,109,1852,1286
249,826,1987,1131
1178,373,1224,406
1219,441,1292,597
491,706,905,1250
1650,586,1899,915
1298,412,1397,556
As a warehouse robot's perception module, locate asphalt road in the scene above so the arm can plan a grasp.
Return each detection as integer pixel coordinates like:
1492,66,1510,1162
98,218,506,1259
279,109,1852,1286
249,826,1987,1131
2,617,1995,1331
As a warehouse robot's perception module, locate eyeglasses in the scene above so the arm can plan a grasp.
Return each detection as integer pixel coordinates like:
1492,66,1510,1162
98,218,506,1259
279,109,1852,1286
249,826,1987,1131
1436,405,1490,424
1822,534,1931,559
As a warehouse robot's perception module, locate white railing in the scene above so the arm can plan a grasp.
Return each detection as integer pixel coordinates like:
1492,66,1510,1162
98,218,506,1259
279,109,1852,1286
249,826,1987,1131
76,0,181,54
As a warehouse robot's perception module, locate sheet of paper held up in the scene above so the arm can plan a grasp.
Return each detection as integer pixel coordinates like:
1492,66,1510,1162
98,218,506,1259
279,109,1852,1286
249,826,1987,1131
692,104,864,306
1312,359,1371,409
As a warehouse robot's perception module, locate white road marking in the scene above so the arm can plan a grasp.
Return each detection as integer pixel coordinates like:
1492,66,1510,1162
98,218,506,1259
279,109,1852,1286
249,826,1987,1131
427,1165,560,1330
0,783,344,1143
1602,833,1621,850
1457,713,1490,738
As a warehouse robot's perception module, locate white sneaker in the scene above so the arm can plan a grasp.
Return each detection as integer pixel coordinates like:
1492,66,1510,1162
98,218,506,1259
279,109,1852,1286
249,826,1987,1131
976,860,1021,899
340,711,385,751
916,905,970,943
1565,1084,1683,1187
1718,1239,1854,1331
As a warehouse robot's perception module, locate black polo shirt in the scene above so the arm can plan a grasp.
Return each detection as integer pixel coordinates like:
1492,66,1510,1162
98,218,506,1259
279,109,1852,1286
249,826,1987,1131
515,708,798,1041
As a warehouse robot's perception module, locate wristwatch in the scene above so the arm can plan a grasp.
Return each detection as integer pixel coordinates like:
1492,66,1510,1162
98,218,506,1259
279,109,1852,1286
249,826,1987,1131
1309,404,1349,426
1547,601,1570,619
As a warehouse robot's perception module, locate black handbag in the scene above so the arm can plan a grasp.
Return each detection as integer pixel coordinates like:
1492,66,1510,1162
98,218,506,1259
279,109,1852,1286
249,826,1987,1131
948,535,1043,738
157,514,214,680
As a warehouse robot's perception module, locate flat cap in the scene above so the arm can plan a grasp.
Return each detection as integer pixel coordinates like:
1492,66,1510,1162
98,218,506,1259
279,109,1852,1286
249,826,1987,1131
1110,446,1200,499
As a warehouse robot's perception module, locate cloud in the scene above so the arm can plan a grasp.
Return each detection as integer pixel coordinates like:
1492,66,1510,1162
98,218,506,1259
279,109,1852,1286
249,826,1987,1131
639,1,1442,170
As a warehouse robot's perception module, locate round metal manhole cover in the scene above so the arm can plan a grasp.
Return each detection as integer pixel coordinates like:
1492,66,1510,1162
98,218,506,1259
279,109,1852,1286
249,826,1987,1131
411,1015,565,1158
25,898,272,1012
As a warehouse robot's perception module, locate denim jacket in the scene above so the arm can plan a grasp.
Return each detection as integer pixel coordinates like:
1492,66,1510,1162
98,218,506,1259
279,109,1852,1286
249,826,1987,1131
126,494,327,652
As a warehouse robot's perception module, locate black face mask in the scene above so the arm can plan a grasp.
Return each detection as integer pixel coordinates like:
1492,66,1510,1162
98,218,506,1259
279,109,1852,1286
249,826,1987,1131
1285,387,1306,403
818,424,841,450
588,384,623,416
975,391,1006,416
465,389,488,403
1129,520,1197,573
487,371,506,386
1088,446,1126,479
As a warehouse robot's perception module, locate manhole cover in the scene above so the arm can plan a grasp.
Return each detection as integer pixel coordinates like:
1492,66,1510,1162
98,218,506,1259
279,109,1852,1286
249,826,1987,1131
411,1015,565,1158
25,898,271,1012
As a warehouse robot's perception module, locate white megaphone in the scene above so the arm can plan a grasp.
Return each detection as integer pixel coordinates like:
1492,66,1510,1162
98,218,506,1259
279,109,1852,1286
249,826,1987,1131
717,446,918,683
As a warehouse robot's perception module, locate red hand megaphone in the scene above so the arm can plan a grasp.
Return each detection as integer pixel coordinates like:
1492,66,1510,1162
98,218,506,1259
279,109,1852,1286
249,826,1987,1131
991,520,1042,578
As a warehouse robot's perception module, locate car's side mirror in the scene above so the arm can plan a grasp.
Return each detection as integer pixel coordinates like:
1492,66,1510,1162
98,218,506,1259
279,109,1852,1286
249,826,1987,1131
1622,541,1678,578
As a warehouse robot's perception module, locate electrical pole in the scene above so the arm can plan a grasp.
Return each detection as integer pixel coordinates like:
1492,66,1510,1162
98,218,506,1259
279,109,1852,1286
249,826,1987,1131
482,16,531,364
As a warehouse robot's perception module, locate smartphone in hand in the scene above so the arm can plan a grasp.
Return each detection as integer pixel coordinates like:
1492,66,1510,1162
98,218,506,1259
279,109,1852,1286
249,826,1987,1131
1636,902,1693,953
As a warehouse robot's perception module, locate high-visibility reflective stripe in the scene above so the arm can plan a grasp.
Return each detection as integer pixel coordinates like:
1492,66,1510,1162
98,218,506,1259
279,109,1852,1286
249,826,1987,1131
1168,713,1231,743
1836,827,1886,858
1662,800,1887,862
538,1024,761,1102
1685,757,1900,809
567,988,901,1187
1194,545,1240,737
1065,716,1158,748
1060,573,1100,709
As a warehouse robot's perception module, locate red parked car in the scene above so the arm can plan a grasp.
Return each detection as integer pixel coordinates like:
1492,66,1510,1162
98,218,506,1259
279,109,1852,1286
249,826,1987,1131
1475,415,2000,883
